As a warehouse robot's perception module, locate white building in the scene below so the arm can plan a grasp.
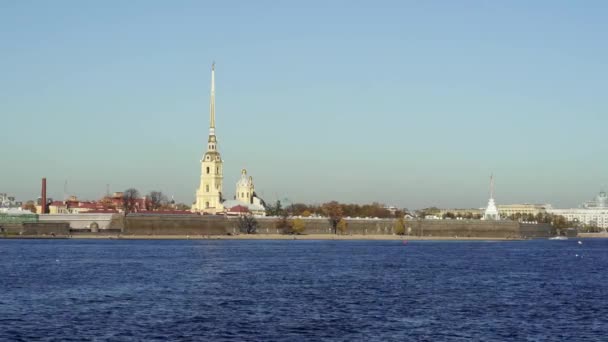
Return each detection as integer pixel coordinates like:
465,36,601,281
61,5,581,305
222,169,266,216
483,175,500,220
0,193,19,208
548,191,608,230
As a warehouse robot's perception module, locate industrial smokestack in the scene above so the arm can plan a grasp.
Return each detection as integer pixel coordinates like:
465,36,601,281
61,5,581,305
41,178,47,214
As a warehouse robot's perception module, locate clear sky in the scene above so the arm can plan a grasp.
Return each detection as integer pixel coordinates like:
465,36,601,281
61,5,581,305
1,0,606,209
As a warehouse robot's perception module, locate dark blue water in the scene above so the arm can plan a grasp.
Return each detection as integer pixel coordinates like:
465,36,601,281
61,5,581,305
1,239,607,341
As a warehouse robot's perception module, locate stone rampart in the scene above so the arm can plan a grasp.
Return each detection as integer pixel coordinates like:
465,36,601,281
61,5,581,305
10,214,553,239
0,222,70,236
38,213,117,229
248,217,551,239
123,215,228,236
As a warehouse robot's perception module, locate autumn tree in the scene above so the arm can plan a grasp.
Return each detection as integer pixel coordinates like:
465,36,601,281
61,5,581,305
276,208,292,233
23,201,37,214
394,217,406,235
322,201,344,234
443,212,456,219
291,218,305,234
122,188,140,215
336,219,348,234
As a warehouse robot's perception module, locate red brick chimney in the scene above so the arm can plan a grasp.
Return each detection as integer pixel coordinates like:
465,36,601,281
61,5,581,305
41,178,47,214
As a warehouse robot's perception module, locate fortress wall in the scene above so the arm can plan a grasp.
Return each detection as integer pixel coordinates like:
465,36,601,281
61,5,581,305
0,222,70,236
519,223,554,238
11,214,553,239
123,215,228,235
38,214,116,229
407,220,522,239
254,217,549,238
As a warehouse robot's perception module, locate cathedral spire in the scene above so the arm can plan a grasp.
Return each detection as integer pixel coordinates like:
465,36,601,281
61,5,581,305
209,62,216,135
490,173,495,199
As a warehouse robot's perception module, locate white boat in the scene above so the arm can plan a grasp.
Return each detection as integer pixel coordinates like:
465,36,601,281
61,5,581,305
549,236,568,240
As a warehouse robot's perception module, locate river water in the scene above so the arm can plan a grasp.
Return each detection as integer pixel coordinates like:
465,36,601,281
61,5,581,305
1,239,607,341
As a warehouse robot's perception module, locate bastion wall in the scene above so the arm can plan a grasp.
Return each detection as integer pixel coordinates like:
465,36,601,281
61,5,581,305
7,214,553,238
118,215,553,238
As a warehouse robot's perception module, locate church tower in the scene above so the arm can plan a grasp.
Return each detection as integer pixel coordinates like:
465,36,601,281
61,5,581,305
193,63,224,213
236,169,255,204
483,174,500,220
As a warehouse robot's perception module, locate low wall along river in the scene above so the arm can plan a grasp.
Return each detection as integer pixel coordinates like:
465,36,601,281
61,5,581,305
1,214,554,239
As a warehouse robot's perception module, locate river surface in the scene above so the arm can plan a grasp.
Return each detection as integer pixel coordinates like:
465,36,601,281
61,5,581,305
1,239,607,341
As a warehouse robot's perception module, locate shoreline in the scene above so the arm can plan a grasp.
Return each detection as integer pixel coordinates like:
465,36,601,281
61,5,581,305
2,234,520,241
4,233,607,241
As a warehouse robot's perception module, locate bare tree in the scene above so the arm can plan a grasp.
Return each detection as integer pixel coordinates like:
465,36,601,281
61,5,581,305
122,188,140,215
238,213,258,234
148,191,167,211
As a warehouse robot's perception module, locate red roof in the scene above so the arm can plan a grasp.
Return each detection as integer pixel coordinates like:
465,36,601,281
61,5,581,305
77,202,101,209
228,205,249,213
135,210,196,215
84,209,119,214
50,201,65,206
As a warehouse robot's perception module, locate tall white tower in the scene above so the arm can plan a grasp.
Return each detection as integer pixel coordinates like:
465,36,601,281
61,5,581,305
483,174,500,220
193,63,224,213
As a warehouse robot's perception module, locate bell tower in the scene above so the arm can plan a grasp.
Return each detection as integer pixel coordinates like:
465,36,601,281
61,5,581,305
193,63,224,213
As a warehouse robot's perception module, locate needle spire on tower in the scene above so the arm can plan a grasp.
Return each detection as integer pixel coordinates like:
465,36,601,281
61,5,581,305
209,62,216,135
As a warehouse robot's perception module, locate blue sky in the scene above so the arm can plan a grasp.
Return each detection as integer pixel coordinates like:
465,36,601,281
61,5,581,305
1,0,606,209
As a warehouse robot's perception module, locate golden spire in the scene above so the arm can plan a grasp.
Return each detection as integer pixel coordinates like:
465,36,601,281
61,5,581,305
209,62,216,134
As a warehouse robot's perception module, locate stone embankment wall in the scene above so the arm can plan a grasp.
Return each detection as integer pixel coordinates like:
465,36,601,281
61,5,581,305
109,215,553,239
38,213,116,229
122,215,227,236
0,222,70,236
26,213,554,238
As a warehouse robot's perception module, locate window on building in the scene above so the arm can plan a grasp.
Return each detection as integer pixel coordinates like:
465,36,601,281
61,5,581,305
206,185,209,192
205,201,209,208
206,167,210,174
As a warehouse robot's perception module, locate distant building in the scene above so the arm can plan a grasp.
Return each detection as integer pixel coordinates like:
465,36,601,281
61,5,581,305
0,193,21,208
497,204,551,217
437,208,483,218
223,169,266,216
548,191,608,229
583,191,608,209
